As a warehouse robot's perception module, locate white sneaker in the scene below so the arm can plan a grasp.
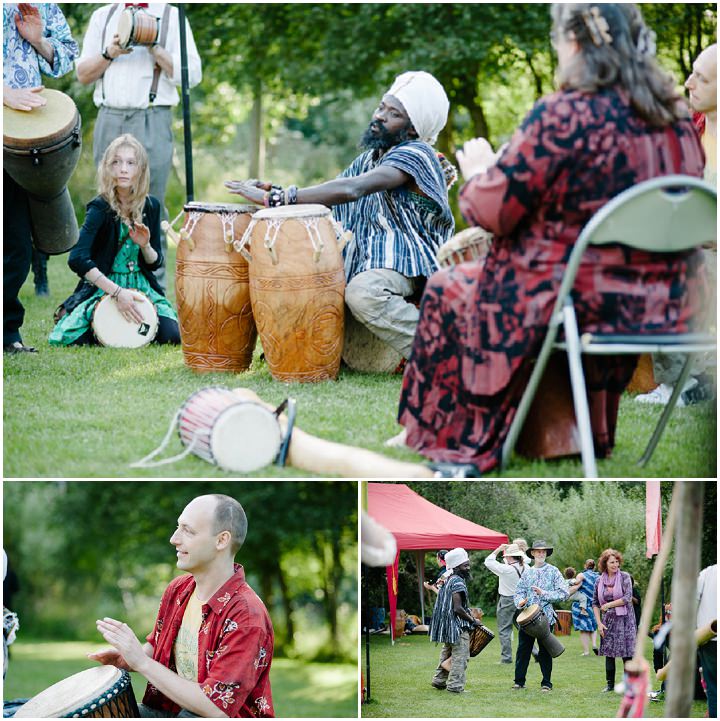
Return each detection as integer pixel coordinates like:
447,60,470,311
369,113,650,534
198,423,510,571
384,428,408,448
634,378,697,407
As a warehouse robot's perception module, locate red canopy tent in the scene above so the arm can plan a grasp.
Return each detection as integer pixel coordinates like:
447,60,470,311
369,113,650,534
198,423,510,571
367,483,508,640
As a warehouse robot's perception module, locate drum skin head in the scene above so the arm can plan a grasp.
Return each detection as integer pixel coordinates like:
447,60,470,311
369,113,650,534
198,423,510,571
517,603,539,624
253,204,331,219
92,293,159,348
3,89,78,149
211,403,282,473
15,666,122,718
184,201,259,214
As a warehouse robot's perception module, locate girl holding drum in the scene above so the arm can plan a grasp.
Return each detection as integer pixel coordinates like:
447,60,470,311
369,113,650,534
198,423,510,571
49,134,180,346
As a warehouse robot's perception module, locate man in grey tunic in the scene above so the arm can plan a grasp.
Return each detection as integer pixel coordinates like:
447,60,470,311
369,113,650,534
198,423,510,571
429,547,481,694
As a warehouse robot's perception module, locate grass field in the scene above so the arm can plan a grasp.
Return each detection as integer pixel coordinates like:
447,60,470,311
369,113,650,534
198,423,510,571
360,617,708,718
4,640,358,718
3,248,716,477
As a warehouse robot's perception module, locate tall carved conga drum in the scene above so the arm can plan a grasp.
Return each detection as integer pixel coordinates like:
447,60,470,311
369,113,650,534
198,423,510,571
241,205,345,382
175,202,259,372
3,88,81,254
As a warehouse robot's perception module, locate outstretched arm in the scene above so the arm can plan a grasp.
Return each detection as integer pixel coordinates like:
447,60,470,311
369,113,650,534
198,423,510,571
225,165,411,208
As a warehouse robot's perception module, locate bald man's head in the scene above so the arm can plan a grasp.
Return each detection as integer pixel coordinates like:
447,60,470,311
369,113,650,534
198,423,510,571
686,44,717,115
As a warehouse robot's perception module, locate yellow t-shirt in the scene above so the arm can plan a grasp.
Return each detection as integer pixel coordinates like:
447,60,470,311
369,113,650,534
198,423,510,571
702,130,717,187
173,592,203,681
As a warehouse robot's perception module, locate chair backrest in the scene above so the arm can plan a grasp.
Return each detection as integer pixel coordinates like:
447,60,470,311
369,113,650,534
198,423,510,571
553,175,716,320
582,175,716,252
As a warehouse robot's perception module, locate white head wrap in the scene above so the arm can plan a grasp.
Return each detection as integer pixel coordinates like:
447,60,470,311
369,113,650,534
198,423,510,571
444,547,469,571
386,71,449,146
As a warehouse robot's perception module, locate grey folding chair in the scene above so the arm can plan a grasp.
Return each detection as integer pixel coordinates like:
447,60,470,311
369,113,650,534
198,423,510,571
502,175,716,478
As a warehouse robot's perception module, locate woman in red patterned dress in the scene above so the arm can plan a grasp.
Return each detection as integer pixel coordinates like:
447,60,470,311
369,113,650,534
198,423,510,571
398,3,709,473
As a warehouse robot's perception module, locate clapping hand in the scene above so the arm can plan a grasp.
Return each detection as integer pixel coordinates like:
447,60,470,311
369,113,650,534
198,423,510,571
15,4,44,46
95,618,147,672
456,138,502,181
128,221,150,248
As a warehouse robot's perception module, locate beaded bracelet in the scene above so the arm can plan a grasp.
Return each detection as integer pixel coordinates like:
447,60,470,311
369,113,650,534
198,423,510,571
267,186,285,207
111,286,122,299
286,185,298,205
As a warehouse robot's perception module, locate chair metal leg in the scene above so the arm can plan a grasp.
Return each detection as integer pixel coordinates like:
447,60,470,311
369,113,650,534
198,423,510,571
562,302,598,478
638,354,694,466
501,315,561,469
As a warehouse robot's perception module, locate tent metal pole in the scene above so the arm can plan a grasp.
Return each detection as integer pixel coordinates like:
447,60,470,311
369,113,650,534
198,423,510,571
416,550,426,621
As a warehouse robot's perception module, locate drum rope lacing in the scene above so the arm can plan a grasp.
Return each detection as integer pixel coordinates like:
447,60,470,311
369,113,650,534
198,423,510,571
235,215,344,265
218,211,240,254
70,670,132,718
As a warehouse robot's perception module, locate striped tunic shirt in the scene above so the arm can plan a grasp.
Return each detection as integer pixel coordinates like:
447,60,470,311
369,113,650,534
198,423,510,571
333,141,454,281
429,573,473,645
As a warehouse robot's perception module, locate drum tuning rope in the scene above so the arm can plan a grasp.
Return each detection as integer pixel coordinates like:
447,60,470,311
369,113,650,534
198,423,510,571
129,408,206,468
301,217,325,264
235,220,255,261
262,219,283,265
218,211,238,254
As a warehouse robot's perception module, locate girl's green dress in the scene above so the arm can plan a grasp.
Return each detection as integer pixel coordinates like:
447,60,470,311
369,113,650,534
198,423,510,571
49,224,178,346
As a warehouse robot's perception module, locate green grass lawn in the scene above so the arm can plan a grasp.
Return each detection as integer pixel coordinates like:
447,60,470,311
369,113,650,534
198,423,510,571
3,249,715,477
4,640,358,718
361,617,707,718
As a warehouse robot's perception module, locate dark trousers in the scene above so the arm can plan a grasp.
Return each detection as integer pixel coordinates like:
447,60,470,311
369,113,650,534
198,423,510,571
72,315,181,346
515,626,553,689
699,642,717,718
3,172,33,345
605,656,631,687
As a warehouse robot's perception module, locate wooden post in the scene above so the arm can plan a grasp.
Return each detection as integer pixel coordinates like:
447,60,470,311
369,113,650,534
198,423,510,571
666,481,705,717
249,78,264,179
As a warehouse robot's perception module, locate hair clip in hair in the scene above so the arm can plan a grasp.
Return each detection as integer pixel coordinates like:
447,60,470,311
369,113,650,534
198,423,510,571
636,26,657,59
583,6,612,47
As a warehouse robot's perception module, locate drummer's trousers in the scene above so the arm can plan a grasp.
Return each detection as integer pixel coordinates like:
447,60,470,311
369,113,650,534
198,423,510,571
431,630,470,692
3,172,33,346
515,626,553,688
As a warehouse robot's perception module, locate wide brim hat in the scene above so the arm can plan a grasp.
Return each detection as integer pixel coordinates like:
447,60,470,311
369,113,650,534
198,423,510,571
502,543,526,559
529,541,554,557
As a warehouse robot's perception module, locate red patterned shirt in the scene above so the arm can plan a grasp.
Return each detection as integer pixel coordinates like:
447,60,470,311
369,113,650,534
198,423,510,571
142,564,274,717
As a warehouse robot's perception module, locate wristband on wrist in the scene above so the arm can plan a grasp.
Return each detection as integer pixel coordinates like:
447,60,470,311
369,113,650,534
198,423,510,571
102,48,113,61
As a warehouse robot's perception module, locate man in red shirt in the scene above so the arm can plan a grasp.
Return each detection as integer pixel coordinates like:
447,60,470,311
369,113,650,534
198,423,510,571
89,494,274,717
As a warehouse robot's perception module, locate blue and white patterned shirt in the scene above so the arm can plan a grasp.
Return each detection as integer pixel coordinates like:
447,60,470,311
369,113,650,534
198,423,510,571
429,573,473,645
3,4,77,89
333,140,454,281
514,562,568,626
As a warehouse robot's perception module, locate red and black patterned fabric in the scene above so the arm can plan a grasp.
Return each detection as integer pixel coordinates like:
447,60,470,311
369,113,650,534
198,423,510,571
398,87,708,472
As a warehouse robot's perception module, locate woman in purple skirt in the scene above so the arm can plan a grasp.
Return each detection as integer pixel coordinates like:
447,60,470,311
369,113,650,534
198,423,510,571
593,549,636,692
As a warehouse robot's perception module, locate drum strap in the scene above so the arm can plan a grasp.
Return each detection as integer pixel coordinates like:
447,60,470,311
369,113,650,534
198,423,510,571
149,4,171,104
100,4,121,104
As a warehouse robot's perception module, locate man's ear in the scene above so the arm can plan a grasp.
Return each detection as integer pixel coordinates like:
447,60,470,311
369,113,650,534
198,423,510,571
217,530,232,551
408,125,419,139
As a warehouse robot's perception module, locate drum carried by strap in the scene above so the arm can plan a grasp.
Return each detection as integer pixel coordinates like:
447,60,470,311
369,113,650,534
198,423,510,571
14,666,139,718
469,624,495,657
3,88,81,255
117,5,159,48
91,292,159,348
516,603,565,658
173,202,259,373
238,205,346,383
131,387,296,473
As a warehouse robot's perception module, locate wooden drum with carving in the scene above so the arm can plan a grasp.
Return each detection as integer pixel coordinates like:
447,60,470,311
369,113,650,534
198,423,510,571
175,202,259,373
240,205,345,383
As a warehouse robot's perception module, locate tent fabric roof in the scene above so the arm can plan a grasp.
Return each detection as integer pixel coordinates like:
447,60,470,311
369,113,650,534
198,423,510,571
367,483,508,550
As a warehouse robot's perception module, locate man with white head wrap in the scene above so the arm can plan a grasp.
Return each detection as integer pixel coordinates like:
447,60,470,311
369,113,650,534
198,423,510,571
428,547,480,693
226,70,455,365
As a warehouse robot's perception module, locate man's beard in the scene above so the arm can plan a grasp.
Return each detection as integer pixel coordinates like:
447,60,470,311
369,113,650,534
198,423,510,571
456,568,472,579
359,120,413,152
